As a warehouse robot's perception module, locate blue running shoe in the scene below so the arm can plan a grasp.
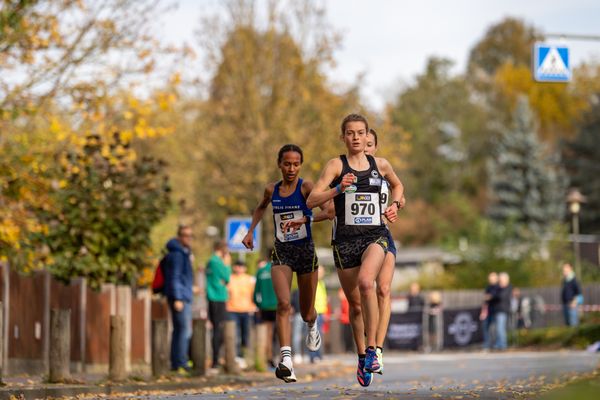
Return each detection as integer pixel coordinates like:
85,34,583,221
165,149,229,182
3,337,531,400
356,357,373,387
364,347,381,373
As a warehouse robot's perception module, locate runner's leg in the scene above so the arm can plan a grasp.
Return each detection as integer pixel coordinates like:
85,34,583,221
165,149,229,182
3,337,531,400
358,243,385,349
337,268,364,352
375,252,395,347
297,270,318,324
271,265,293,347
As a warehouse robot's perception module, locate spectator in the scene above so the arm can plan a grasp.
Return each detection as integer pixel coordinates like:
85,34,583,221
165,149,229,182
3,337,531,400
480,272,498,351
491,272,512,351
407,282,425,311
309,265,328,363
206,240,232,369
226,259,255,369
338,287,353,353
254,257,278,368
427,291,443,352
561,263,582,327
163,225,196,373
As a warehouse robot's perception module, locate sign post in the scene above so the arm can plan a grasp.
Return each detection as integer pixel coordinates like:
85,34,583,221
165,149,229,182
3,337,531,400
533,42,571,82
225,216,261,253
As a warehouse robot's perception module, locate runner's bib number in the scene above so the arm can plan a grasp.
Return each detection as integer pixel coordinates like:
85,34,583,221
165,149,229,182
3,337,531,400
274,210,307,242
380,180,389,209
345,192,381,226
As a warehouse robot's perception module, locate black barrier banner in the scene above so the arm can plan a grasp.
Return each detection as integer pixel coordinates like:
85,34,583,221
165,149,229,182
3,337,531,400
443,308,483,348
387,311,422,350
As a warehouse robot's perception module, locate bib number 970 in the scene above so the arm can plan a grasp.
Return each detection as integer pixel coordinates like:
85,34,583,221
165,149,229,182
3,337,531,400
350,203,376,216
345,192,381,226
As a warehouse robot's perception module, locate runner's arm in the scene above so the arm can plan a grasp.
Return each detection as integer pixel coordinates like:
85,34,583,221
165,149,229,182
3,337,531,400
377,158,404,223
301,181,333,223
242,183,274,250
306,158,352,209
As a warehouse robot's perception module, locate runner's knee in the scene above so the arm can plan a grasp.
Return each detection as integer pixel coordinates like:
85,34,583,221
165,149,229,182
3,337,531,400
358,277,375,295
277,300,292,315
348,299,362,318
376,282,391,299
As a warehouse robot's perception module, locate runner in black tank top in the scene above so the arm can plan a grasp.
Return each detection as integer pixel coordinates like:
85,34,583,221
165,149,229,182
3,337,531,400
365,128,406,375
242,144,332,383
307,114,405,387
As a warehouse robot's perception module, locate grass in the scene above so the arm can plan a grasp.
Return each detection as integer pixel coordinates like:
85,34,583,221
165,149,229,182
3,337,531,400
537,371,600,400
513,323,600,349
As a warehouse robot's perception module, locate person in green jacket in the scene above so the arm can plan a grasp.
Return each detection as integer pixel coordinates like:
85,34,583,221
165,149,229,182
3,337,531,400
206,239,232,369
253,257,278,368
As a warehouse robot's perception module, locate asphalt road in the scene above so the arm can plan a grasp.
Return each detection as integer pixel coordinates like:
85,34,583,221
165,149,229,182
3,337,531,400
135,351,599,399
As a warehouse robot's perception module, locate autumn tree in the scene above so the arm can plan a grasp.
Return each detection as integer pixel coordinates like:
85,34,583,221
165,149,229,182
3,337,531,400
0,0,181,278
191,0,361,247
467,17,541,79
562,98,600,234
386,57,489,244
487,96,566,236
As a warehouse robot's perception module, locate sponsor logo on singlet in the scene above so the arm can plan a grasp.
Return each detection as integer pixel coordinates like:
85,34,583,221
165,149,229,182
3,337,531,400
279,212,295,221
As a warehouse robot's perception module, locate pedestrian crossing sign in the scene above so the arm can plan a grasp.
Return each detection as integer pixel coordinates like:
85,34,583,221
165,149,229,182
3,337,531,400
533,43,571,82
225,216,261,252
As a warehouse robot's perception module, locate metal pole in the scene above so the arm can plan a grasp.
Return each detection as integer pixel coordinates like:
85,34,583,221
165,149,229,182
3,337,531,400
545,33,600,42
573,213,582,280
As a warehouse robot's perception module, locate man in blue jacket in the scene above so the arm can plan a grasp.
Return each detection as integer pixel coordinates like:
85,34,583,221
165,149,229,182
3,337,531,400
164,225,195,372
561,263,582,326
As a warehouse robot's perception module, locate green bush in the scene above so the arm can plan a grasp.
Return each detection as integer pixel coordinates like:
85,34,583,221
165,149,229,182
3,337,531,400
515,324,600,349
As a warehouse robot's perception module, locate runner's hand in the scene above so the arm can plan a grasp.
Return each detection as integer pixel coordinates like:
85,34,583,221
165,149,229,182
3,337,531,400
384,203,399,223
282,217,306,233
340,173,356,191
242,232,254,250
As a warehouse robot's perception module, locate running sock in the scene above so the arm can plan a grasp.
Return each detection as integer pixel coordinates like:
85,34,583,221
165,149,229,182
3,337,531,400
358,354,366,361
366,346,375,352
376,346,383,352
307,319,316,329
280,346,292,369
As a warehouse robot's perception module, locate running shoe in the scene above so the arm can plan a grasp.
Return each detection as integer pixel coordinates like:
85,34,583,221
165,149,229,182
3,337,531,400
364,347,381,373
305,321,321,351
275,361,297,383
356,357,373,387
375,348,383,375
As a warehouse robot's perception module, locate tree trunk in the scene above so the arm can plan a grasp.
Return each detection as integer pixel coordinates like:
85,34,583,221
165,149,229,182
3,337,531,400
109,315,126,381
151,319,169,377
224,320,238,373
49,309,71,383
190,319,206,376
254,323,267,372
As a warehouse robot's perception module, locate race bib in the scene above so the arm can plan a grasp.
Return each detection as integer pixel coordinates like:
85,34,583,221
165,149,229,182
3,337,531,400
274,210,307,242
380,180,389,209
345,192,381,226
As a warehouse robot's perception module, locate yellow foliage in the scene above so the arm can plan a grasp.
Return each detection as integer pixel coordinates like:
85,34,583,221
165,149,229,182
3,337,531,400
494,62,589,141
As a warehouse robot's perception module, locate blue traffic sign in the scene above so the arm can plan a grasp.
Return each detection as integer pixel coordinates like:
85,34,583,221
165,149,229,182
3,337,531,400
533,43,570,82
225,216,261,252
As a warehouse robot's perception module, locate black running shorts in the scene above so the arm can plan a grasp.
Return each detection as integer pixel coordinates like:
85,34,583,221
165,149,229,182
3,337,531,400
271,240,318,275
333,234,390,270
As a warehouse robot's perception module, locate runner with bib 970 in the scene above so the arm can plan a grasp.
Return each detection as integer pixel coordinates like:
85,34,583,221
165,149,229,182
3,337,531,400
307,114,404,386
242,144,331,383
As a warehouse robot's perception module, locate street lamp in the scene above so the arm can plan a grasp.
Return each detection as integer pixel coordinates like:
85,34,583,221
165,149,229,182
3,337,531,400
567,188,587,280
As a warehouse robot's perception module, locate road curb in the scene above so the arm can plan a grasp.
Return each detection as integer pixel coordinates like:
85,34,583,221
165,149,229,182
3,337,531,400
0,373,271,400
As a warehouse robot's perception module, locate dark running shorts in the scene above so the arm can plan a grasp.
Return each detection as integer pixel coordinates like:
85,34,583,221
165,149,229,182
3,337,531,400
386,228,397,257
271,240,318,275
333,234,390,270
259,310,277,322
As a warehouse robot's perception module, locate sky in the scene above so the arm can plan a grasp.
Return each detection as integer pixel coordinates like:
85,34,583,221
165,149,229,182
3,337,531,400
157,0,600,111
